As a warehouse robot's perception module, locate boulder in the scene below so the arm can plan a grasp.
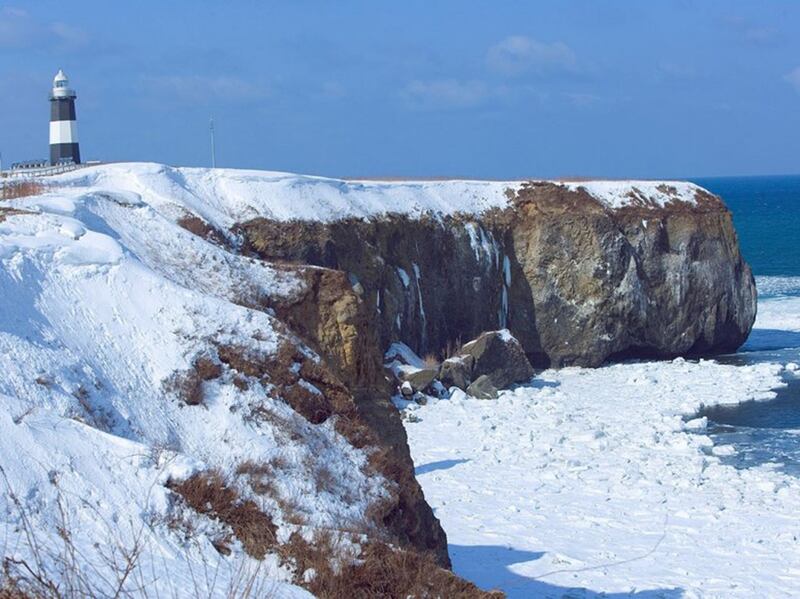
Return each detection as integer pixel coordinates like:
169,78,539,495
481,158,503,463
459,330,534,391
401,367,439,394
466,375,499,400
438,355,473,390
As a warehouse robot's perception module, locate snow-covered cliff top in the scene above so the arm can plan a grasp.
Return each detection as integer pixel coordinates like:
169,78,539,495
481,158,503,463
51,162,708,228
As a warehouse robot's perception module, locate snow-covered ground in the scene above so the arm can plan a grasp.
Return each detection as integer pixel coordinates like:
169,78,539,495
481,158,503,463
50,162,706,228
0,170,392,597
405,287,800,598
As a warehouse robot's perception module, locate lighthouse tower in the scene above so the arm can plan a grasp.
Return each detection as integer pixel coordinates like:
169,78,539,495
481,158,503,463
49,69,81,165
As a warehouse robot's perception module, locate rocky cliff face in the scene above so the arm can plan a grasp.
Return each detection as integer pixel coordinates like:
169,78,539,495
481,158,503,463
239,181,756,368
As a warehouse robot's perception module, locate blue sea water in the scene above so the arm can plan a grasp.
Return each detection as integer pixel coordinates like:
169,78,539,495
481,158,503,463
694,175,800,279
690,175,800,474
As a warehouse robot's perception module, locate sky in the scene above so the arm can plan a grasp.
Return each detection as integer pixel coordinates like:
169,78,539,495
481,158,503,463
0,1,799,179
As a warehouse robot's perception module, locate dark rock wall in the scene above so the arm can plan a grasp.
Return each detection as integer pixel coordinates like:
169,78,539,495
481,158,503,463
240,182,756,368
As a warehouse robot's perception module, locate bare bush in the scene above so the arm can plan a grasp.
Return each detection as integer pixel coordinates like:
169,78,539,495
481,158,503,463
0,181,45,201
176,214,226,246
278,531,503,599
162,355,222,406
168,470,277,559
422,353,440,369
444,336,463,360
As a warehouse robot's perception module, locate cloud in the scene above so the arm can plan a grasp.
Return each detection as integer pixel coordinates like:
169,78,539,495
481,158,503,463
486,35,577,76
563,92,602,108
402,79,490,109
723,15,779,46
657,61,695,79
144,75,271,103
0,7,88,49
784,67,800,94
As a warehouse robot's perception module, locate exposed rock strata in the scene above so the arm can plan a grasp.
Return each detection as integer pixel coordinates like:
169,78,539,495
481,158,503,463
239,182,756,368
266,263,451,567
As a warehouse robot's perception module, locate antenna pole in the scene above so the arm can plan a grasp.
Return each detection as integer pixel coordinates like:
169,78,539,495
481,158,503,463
210,117,216,169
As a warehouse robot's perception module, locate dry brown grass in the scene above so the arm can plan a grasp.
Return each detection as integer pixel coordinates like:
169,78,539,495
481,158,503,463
176,214,226,245
0,582,34,598
278,532,503,599
0,181,45,201
162,355,222,406
234,460,308,526
422,353,440,369
168,470,277,559
443,336,463,360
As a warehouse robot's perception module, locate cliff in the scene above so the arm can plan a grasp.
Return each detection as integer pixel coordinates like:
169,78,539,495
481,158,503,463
235,178,756,368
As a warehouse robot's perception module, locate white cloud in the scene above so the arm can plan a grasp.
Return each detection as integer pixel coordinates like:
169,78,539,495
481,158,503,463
403,79,490,109
784,67,800,94
487,35,577,76
0,7,87,49
145,75,271,102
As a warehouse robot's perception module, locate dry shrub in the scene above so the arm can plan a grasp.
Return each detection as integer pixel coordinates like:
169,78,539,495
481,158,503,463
444,336,463,360
0,208,31,223
0,581,33,599
168,470,277,559
163,356,222,406
235,461,277,497
217,345,267,379
234,460,307,526
279,532,502,599
176,214,226,245
0,181,45,201
281,383,331,424
313,465,336,495
422,353,440,369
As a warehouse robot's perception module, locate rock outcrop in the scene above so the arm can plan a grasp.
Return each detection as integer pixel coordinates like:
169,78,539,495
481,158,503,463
388,331,535,399
457,330,535,392
266,263,451,567
239,181,756,368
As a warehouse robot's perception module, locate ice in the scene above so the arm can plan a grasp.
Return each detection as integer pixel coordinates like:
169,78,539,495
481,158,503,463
405,358,800,597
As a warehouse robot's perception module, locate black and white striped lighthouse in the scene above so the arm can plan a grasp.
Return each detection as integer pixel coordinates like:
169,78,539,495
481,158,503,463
49,69,81,166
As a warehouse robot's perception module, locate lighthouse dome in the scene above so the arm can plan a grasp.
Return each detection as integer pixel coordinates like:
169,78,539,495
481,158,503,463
51,69,75,99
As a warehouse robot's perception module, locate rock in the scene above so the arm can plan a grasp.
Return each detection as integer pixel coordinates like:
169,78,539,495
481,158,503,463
241,182,756,368
401,368,439,394
267,264,451,568
459,330,534,390
400,380,414,398
466,375,499,400
438,356,472,390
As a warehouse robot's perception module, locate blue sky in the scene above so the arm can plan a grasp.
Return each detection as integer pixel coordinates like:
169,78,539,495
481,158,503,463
1,1,799,178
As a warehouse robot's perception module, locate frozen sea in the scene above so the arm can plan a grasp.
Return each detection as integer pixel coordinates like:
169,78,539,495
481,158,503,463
694,175,800,474
403,175,800,597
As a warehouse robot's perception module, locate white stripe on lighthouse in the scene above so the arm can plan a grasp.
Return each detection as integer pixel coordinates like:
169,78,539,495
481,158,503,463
49,120,78,145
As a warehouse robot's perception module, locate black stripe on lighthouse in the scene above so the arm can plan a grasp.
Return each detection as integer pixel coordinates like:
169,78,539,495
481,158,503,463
50,143,81,165
50,100,76,122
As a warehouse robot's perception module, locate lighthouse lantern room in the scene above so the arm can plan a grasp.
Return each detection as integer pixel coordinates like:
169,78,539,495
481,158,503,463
49,69,81,166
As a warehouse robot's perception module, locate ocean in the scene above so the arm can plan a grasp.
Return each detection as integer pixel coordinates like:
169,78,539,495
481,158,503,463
692,175,800,474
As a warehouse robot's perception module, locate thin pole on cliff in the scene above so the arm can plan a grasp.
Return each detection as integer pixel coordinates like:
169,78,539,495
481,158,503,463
210,117,216,169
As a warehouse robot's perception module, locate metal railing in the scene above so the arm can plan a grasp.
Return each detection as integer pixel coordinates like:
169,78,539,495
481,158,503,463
1,161,100,179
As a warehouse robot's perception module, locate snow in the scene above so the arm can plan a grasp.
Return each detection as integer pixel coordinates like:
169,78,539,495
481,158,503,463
0,175,387,596
404,285,800,597
563,180,705,210
49,163,704,229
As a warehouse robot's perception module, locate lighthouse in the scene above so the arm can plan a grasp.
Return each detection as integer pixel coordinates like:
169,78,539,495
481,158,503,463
49,69,81,166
